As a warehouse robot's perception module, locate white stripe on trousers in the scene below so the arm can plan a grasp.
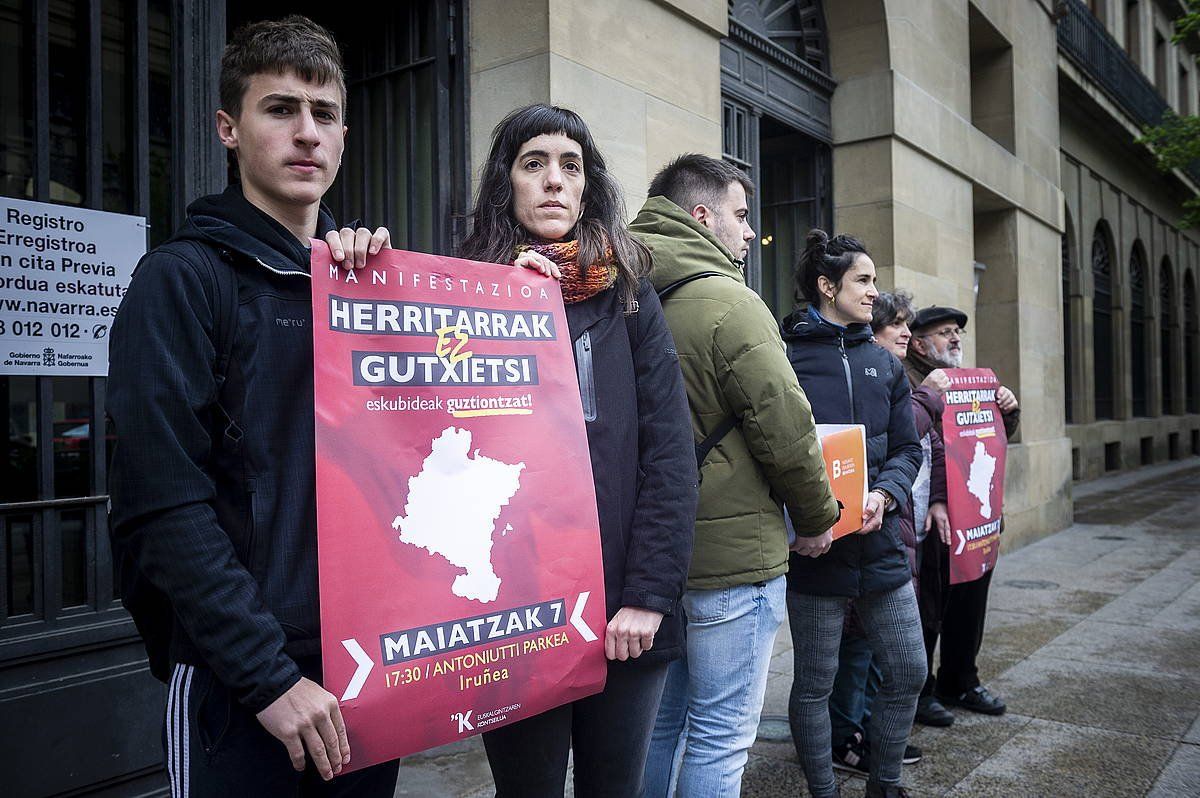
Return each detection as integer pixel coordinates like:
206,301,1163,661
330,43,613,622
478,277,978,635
166,664,194,798
166,666,180,794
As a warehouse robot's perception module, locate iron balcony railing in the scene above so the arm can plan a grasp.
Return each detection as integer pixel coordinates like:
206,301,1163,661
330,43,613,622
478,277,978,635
1056,0,1200,186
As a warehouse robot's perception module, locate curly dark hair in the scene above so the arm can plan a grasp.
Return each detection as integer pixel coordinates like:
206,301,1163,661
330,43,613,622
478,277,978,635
871,289,916,333
459,105,649,308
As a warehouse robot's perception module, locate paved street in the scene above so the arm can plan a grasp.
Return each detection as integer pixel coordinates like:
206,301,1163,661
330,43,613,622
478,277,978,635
394,458,1200,797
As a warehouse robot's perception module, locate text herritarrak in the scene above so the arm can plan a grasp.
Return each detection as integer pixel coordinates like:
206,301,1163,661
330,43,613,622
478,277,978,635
944,388,996,426
380,599,568,665
334,295,550,387
329,296,557,341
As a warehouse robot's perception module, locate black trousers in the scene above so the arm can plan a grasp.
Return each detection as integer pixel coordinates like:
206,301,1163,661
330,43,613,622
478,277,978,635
481,658,669,798
161,657,399,798
927,568,994,696
917,527,995,698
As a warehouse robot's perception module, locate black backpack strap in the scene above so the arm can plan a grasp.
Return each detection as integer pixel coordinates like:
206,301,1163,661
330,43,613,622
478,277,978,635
186,241,242,449
694,414,739,471
656,270,728,302
655,270,740,474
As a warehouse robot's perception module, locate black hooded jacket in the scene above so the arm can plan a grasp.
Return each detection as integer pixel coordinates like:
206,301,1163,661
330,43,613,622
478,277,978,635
564,281,698,664
780,308,922,597
108,185,337,712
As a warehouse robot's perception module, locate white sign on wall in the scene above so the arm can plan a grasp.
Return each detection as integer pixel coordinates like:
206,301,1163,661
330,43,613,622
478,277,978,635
0,197,145,376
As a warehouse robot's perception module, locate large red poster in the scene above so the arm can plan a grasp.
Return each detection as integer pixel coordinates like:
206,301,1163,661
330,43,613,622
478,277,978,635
310,243,607,770
941,368,1007,585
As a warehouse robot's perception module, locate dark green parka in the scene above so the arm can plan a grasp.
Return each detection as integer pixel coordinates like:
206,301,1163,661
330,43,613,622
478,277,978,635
630,197,839,590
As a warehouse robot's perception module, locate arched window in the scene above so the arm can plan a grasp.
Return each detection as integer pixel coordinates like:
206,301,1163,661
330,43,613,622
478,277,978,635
1186,272,1198,414
1161,259,1174,415
1092,223,1115,419
1130,243,1148,417
1062,227,1073,423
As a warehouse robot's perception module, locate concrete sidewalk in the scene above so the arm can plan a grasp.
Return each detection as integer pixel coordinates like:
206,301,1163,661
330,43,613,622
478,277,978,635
395,458,1200,797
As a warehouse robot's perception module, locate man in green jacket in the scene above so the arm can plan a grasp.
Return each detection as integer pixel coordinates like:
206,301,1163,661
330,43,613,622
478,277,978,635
631,154,839,797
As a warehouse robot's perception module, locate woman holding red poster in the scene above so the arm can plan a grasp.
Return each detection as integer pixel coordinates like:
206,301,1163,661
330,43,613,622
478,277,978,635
780,230,925,798
458,105,698,798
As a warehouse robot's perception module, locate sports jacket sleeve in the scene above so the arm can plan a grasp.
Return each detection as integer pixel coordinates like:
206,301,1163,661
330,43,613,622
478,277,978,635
713,297,839,537
913,385,948,505
108,250,301,713
869,356,923,513
929,421,948,506
622,280,698,614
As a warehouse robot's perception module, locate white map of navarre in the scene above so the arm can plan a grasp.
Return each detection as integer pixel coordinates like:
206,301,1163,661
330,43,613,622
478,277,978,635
391,427,525,603
966,441,997,517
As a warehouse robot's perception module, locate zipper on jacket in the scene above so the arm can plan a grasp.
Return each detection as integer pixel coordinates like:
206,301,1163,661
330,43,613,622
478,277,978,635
838,334,856,423
244,478,260,575
575,330,597,422
254,256,311,279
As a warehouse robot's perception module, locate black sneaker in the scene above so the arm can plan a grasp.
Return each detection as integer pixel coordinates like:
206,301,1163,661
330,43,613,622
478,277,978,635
902,744,922,765
865,784,911,798
937,684,1007,715
915,694,955,726
832,731,871,776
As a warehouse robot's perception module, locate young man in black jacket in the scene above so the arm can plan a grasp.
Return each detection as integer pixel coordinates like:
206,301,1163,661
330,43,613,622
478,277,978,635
108,16,393,796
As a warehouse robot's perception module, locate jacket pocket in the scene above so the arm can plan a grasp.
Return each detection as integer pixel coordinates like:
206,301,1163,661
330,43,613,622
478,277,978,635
575,330,597,422
682,586,730,623
192,669,231,755
243,478,261,575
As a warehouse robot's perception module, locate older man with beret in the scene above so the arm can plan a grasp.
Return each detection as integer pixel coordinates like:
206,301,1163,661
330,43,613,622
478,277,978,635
906,305,1018,723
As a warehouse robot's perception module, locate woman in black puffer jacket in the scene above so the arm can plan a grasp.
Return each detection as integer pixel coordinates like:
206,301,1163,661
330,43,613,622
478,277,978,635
781,230,925,798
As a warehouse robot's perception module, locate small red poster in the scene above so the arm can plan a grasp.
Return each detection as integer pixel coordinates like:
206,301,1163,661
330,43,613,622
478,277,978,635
940,368,1007,585
310,243,607,770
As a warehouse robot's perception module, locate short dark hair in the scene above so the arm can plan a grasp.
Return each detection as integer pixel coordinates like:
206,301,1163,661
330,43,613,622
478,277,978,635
794,228,870,306
647,154,755,215
871,289,915,333
459,104,650,309
220,15,346,119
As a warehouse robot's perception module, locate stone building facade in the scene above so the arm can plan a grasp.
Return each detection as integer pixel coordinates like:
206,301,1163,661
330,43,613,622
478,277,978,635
1058,0,1200,482
2,0,1198,793
466,0,1199,547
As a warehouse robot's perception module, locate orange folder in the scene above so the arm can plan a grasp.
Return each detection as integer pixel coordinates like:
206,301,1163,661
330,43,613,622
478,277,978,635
816,424,868,539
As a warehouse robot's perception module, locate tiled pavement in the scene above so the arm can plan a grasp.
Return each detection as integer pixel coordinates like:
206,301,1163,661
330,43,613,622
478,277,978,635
395,458,1200,797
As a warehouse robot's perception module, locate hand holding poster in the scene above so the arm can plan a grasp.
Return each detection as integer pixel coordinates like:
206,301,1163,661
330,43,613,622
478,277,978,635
311,244,607,770
940,368,1007,584
816,424,868,538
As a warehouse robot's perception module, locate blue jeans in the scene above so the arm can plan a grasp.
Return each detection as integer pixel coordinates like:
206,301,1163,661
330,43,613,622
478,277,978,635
642,575,786,798
787,583,926,798
641,655,689,797
828,629,881,745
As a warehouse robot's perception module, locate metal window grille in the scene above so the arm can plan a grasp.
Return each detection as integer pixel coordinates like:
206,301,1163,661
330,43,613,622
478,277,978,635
1,0,174,658
1186,273,1197,414
1092,225,1115,420
1160,260,1174,415
1130,243,1148,417
1063,231,1074,423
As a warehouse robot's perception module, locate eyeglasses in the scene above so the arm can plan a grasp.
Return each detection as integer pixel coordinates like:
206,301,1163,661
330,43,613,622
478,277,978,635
919,327,963,339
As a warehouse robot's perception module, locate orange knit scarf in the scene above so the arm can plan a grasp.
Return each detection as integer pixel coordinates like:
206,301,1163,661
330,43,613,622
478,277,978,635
515,240,617,304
